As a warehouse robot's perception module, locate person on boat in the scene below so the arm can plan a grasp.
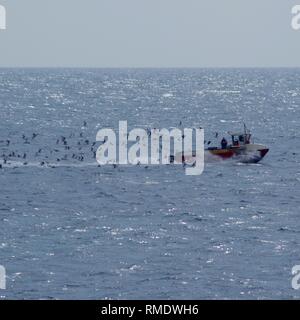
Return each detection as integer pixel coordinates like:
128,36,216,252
221,137,228,149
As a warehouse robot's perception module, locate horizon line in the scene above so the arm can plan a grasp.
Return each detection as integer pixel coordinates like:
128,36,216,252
1,66,300,69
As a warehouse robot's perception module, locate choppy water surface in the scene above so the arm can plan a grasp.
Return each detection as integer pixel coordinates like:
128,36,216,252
0,68,300,299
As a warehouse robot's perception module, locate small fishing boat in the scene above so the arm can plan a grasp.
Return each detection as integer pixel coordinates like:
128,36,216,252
206,125,269,163
173,125,269,164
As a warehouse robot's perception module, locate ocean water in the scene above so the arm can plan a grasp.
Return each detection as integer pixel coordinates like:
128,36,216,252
0,68,299,299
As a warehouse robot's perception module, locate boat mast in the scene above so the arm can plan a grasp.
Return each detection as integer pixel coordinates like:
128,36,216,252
243,122,247,135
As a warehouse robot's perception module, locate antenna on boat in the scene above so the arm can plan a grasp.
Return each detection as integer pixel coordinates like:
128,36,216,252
243,122,247,134
243,122,252,144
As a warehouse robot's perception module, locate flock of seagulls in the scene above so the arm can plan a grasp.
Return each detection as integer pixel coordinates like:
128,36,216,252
0,120,219,169
0,121,99,169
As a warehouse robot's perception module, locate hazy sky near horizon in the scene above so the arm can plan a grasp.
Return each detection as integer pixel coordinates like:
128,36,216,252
0,0,300,67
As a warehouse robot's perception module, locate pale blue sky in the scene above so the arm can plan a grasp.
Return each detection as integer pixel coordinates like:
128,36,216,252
0,0,299,67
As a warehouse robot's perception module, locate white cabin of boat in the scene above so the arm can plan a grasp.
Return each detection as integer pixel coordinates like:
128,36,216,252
228,125,251,147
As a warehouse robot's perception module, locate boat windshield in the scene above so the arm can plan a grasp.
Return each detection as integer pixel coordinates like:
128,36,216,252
230,133,251,145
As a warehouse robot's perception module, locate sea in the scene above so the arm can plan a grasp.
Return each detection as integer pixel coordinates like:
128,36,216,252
0,68,299,299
